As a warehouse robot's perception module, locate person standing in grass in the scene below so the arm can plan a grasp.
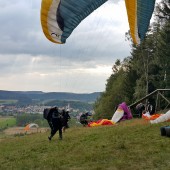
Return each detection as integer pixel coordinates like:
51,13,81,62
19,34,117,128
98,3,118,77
47,106,63,141
136,103,145,118
80,112,89,126
62,109,71,132
146,101,155,115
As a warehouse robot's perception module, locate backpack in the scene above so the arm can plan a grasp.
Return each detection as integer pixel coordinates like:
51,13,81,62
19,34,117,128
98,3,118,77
52,110,61,119
80,114,87,122
43,108,50,119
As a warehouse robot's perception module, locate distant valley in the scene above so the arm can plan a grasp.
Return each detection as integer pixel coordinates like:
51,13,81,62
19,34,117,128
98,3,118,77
0,90,101,108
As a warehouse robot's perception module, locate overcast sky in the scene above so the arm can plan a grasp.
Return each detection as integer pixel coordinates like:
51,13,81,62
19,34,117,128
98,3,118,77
0,0,159,93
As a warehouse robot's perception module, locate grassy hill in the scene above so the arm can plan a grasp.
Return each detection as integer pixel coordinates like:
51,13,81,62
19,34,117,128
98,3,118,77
0,119,170,170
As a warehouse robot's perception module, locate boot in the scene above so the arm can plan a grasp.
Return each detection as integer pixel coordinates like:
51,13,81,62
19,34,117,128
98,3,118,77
48,136,52,141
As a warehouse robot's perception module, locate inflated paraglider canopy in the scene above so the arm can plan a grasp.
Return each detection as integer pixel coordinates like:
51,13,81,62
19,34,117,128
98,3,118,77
40,0,156,45
24,123,39,131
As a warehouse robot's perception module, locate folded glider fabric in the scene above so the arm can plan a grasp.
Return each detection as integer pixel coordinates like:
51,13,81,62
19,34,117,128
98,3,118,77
142,113,163,120
150,110,170,124
88,119,114,127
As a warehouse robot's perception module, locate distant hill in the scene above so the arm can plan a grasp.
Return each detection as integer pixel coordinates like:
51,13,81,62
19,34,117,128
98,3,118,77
0,90,101,105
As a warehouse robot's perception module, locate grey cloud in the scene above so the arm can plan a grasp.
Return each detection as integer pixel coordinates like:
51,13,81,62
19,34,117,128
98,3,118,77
0,0,129,57
0,0,130,92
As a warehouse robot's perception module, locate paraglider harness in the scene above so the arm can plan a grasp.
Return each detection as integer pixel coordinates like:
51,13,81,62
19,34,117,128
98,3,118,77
61,110,71,128
43,108,50,120
43,107,63,120
80,112,91,126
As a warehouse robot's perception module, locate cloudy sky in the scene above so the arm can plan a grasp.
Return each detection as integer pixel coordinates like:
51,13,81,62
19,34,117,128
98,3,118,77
0,0,159,93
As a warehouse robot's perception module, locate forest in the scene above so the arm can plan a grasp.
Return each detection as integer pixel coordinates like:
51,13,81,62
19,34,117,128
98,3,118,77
94,0,170,119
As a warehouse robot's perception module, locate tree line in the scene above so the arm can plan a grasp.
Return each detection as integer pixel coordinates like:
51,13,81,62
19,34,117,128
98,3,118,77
15,113,48,127
94,0,170,119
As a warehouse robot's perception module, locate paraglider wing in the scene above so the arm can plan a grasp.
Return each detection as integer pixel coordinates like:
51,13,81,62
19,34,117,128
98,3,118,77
150,110,170,124
40,0,108,44
88,119,114,127
24,123,39,131
41,0,156,45
111,108,124,123
111,102,132,123
125,0,156,44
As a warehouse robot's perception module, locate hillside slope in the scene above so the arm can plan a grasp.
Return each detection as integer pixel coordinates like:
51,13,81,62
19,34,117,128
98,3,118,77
0,119,170,170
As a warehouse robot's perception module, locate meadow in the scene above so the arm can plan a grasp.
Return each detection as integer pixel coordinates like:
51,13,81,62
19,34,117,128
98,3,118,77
0,100,18,104
0,119,170,170
0,117,16,129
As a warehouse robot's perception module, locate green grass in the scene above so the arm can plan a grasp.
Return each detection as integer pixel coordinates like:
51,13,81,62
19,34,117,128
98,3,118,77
0,117,16,129
0,100,18,104
0,119,170,170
